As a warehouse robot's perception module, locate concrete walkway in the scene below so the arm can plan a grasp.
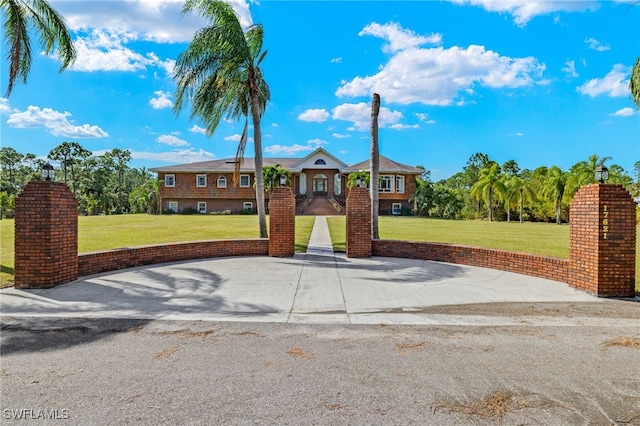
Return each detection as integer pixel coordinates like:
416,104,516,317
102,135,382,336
2,217,636,326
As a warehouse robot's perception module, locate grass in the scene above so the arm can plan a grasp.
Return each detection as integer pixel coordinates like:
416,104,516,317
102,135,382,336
0,215,316,287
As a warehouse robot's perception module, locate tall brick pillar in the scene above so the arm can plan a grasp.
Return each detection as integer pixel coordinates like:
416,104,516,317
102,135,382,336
15,181,78,289
568,184,636,297
269,187,295,257
346,187,371,258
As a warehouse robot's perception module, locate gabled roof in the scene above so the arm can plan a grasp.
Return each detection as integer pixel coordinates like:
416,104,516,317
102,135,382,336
342,156,423,174
290,147,348,170
149,157,299,173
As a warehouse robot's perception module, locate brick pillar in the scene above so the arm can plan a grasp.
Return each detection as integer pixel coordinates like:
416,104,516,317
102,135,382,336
568,184,636,297
346,187,371,258
269,187,295,257
15,181,78,289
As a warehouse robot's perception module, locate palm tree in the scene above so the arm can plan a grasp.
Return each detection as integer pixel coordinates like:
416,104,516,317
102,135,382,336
507,175,537,223
542,166,567,225
174,0,270,237
470,163,506,222
631,57,640,108
2,0,76,97
566,154,611,197
262,164,290,193
370,93,380,239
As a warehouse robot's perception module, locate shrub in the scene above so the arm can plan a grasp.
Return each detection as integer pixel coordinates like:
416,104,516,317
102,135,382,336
161,208,175,215
180,207,198,215
238,208,254,215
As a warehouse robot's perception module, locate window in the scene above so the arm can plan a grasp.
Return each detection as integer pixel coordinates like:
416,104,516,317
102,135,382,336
379,175,394,193
334,174,341,196
196,174,207,187
396,176,405,194
314,159,326,165
197,202,207,214
165,174,175,187
392,203,402,215
168,201,178,213
243,202,253,211
217,175,227,188
239,174,250,188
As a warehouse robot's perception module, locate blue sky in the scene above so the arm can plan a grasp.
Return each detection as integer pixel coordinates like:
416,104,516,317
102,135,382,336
1,0,638,181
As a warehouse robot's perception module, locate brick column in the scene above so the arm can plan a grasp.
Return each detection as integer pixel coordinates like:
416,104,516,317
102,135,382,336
269,187,295,257
346,187,371,258
15,181,78,289
568,184,636,297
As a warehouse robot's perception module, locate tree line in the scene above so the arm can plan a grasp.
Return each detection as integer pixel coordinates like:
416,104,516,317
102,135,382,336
414,153,639,223
0,143,159,217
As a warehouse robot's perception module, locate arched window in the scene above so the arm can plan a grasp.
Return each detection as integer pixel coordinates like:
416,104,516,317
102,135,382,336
217,175,227,188
314,159,326,165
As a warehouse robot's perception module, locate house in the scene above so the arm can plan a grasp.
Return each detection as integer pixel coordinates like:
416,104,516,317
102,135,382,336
149,148,423,215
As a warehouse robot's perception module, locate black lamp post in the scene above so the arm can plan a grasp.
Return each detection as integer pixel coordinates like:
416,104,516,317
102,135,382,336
594,165,609,184
41,163,54,181
356,177,362,188
279,175,287,187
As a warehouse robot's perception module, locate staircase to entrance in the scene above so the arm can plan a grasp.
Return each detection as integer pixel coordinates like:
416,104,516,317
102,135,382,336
300,197,343,215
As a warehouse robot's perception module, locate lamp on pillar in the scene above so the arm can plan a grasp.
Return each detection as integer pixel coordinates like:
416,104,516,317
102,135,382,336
41,163,54,181
356,177,362,188
279,175,287,187
594,165,609,184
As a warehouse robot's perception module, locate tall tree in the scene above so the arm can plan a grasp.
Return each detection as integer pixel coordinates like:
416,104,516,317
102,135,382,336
630,57,640,108
174,0,270,237
0,147,24,194
370,93,380,239
2,0,76,96
543,166,568,225
470,163,506,222
506,175,537,224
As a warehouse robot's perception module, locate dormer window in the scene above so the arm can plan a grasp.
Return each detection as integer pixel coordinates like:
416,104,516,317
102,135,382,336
315,159,326,165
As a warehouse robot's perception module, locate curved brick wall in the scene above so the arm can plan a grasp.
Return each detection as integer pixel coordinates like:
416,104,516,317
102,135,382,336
78,239,268,277
372,240,569,283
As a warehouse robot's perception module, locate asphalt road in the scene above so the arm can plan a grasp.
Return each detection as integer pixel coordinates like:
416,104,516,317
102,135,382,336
1,311,639,425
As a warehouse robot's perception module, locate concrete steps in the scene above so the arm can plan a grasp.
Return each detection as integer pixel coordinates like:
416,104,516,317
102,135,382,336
300,198,343,215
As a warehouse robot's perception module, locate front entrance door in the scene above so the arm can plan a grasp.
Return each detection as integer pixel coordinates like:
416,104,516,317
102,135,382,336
312,174,328,196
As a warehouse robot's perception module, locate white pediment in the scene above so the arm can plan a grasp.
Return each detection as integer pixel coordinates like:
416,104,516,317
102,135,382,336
291,148,348,171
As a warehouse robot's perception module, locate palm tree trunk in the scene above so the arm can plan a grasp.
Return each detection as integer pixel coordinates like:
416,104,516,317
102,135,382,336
488,185,493,222
556,200,561,225
251,91,268,238
370,93,380,239
519,190,523,224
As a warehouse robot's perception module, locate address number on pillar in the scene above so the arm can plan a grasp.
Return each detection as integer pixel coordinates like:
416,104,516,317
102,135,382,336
602,205,609,240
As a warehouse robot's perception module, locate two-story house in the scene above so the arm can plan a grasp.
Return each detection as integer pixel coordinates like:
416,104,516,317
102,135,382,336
149,148,422,215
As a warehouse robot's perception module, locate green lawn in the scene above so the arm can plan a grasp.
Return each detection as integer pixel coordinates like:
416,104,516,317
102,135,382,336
0,215,315,287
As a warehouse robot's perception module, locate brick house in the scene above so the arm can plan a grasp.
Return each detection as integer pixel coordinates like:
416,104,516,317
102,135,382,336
149,148,422,215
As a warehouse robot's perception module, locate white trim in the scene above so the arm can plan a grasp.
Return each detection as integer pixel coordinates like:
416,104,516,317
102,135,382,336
165,174,175,187
243,202,253,210
168,201,178,212
392,203,402,215
239,174,250,188
217,175,227,188
197,202,207,214
379,175,394,193
395,175,405,194
196,174,207,187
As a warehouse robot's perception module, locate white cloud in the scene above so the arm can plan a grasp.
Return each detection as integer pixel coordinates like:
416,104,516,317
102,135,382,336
298,109,330,122
448,0,599,26
0,98,16,114
337,24,545,106
331,57,342,64
609,107,634,117
131,148,215,163
585,37,611,52
562,60,578,78
68,29,173,73
389,123,420,130
509,132,524,137
52,0,253,44
332,102,404,131
577,64,630,97
359,22,442,53
157,134,189,146
6,105,108,138
272,123,279,127
426,119,437,125
149,91,173,109
224,134,241,142
265,139,326,155
189,125,208,135
332,133,350,139
414,113,429,121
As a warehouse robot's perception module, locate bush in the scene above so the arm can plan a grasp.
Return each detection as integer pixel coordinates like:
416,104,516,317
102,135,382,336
179,207,198,215
400,207,413,216
210,210,232,215
161,208,175,215
238,208,254,215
